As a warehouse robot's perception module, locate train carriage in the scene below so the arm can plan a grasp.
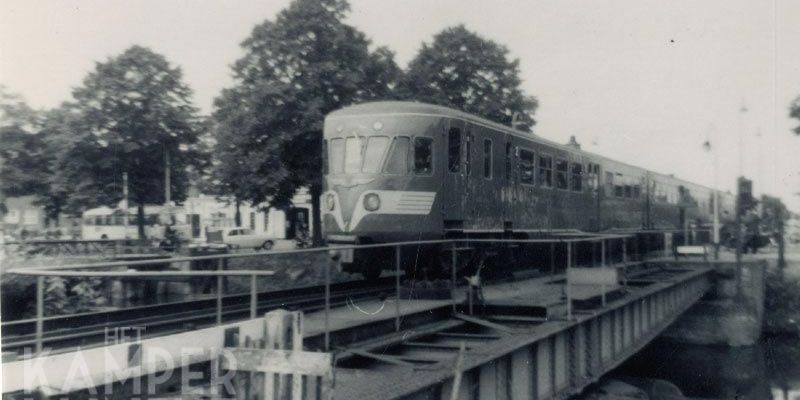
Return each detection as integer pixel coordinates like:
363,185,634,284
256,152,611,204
321,101,734,279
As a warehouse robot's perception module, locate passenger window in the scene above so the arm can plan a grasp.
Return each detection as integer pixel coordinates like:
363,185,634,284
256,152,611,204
362,136,389,173
570,163,583,192
413,137,433,175
519,149,534,185
329,138,344,174
633,185,641,198
384,136,410,175
483,139,492,179
505,142,512,180
448,128,461,173
465,133,473,176
555,159,569,190
538,155,553,188
624,185,632,198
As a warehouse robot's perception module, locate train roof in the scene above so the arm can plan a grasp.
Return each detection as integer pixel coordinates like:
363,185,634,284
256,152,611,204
327,101,723,194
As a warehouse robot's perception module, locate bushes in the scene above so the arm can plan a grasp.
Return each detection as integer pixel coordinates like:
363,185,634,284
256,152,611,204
763,269,800,336
1,256,108,320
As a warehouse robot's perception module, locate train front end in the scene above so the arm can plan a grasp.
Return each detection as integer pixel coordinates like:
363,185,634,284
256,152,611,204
321,103,443,279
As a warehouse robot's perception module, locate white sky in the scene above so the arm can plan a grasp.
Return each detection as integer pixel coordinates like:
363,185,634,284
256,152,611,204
2,0,799,211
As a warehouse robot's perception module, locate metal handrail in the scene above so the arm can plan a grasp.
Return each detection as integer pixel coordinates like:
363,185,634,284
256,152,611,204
9,236,633,274
10,235,640,356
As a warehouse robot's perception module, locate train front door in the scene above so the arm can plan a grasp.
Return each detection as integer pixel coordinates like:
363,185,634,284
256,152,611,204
442,120,467,227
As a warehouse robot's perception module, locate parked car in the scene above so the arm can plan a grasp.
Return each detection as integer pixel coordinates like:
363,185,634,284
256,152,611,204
207,227,276,250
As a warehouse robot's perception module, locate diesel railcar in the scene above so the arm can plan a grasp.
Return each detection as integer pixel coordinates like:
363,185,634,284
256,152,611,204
321,101,734,279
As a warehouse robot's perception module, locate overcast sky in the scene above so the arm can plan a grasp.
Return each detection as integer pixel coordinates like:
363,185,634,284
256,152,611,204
2,0,799,210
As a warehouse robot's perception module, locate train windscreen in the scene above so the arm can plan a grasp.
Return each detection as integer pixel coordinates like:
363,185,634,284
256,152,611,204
329,136,390,174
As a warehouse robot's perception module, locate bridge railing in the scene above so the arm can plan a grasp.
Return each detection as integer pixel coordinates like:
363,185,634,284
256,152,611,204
1,238,163,258
7,234,644,355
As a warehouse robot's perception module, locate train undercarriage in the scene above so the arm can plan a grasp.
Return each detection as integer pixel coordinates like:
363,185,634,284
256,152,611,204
338,229,707,281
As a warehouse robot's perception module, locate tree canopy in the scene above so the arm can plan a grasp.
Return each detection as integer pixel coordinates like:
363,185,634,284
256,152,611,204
399,25,538,132
57,46,207,237
212,0,400,242
0,88,48,199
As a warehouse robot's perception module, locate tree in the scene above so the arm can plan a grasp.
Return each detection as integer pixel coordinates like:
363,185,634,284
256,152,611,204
399,25,538,132
60,46,207,239
0,87,47,198
0,87,66,225
213,0,400,244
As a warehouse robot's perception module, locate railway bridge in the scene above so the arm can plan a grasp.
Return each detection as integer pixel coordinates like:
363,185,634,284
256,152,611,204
1,237,764,400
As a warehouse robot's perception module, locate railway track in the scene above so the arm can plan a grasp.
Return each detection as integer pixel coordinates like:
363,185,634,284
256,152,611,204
1,278,395,355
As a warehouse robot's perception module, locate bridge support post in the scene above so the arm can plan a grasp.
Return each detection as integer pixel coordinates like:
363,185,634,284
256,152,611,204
35,276,44,354
566,241,572,320
451,243,457,313
250,274,257,319
395,245,401,331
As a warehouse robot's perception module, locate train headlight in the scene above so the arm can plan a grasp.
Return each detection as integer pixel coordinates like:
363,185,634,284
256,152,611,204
363,193,381,211
325,193,336,211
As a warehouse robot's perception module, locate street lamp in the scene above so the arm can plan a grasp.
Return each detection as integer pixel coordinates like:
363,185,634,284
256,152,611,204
703,139,720,259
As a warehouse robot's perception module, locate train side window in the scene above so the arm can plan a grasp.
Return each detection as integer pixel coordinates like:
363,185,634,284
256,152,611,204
483,139,493,179
633,185,641,198
538,155,553,187
413,137,433,175
570,163,583,192
465,133,473,176
384,136,410,175
555,158,569,190
624,185,632,197
329,138,344,174
448,128,461,173
519,149,534,185
605,171,614,195
505,142,512,180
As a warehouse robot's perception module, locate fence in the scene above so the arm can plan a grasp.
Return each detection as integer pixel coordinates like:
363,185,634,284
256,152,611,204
6,233,649,357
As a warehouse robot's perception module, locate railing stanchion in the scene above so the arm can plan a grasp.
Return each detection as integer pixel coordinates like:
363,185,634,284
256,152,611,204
395,245,401,332
325,252,335,352
35,276,44,354
451,242,457,312
601,239,606,267
216,259,223,325
250,274,257,319
550,242,555,278
622,238,628,288
566,241,572,320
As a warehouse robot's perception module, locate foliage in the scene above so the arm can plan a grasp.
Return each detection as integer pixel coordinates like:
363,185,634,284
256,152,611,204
212,0,400,242
0,88,47,202
764,268,800,335
56,46,208,237
398,25,538,132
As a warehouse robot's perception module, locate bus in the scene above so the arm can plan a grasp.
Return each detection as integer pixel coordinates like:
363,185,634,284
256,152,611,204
81,205,190,240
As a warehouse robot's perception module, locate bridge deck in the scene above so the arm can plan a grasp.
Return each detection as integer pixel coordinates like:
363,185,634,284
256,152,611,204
2,263,713,399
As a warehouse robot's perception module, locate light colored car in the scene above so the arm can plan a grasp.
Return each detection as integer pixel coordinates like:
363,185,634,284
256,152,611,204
208,227,276,250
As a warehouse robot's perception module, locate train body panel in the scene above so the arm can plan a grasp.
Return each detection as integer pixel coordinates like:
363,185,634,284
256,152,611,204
321,101,736,259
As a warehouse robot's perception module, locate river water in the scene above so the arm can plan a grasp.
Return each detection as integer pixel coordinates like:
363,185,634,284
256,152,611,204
615,335,800,399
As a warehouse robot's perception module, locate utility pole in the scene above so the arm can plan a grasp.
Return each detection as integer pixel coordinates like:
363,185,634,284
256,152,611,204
123,172,129,231
738,103,748,176
164,148,171,205
703,138,720,259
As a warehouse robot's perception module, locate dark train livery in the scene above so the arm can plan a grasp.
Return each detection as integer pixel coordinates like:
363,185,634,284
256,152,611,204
321,102,734,278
